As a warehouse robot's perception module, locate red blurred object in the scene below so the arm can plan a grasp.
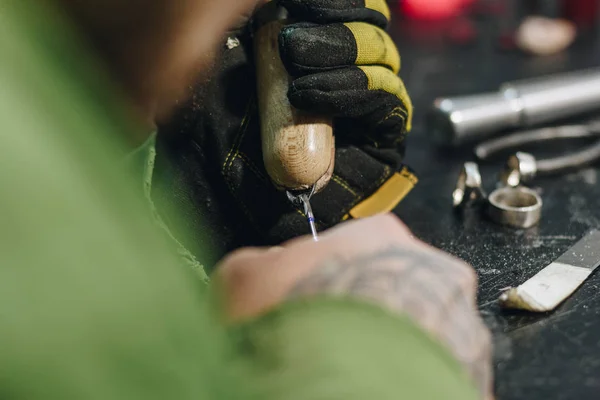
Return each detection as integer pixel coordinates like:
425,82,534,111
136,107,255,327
448,17,477,45
400,0,475,20
563,0,599,28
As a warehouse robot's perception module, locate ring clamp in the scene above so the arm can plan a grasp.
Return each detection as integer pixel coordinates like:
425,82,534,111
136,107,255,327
487,186,543,229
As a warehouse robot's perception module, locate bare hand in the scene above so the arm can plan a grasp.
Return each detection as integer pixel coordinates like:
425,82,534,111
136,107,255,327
215,214,493,398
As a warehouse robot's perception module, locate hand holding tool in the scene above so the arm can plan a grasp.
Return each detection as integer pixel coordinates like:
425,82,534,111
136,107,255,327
253,2,334,239
154,0,416,250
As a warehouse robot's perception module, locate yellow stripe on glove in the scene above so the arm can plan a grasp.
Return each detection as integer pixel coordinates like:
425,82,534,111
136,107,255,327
364,0,391,22
359,66,413,131
347,167,418,219
345,22,400,74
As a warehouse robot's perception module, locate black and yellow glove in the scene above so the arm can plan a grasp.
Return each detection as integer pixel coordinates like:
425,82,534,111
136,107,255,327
151,0,416,268
275,0,416,217
280,0,412,138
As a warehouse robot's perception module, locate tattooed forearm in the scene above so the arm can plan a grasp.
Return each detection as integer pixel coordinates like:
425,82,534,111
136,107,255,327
289,247,468,317
288,246,492,398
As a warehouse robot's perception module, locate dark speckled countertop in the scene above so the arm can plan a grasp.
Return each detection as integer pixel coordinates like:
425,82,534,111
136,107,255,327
389,6,600,400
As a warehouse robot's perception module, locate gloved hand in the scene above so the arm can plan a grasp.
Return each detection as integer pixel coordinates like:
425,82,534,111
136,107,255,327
152,0,416,268
278,0,412,148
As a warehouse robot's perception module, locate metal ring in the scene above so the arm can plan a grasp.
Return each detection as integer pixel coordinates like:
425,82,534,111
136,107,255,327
487,186,543,229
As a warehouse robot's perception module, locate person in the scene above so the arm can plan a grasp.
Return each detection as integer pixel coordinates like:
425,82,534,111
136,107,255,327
0,0,493,399
142,0,421,267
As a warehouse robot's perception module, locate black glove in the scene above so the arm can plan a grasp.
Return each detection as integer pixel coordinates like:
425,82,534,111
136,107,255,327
152,0,416,270
280,0,412,141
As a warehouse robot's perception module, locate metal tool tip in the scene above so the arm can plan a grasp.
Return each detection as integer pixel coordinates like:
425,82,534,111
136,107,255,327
287,189,319,241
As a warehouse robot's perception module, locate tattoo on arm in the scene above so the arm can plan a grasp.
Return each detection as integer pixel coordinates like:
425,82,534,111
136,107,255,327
288,246,491,397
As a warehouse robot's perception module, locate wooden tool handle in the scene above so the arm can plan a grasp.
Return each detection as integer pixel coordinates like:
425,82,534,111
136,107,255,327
254,18,335,193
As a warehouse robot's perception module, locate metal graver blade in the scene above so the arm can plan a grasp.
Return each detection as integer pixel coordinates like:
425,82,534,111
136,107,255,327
299,193,318,242
286,188,319,242
500,229,600,312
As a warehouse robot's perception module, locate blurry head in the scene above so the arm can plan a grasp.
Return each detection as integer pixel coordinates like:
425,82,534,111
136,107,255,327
55,0,262,124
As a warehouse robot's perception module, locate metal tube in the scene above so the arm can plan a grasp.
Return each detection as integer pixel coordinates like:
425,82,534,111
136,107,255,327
429,68,600,146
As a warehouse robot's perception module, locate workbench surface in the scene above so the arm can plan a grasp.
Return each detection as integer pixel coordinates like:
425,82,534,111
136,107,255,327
391,11,600,400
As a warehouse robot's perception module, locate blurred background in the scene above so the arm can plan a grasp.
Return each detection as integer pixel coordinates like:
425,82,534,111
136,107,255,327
389,0,600,131
385,2,600,399
387,0,600,180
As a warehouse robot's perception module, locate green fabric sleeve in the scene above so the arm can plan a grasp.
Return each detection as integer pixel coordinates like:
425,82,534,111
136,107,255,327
239,298,479,400
0,2,229,399
126,133,209,280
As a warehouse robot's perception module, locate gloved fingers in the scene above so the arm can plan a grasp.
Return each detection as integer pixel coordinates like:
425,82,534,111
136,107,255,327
280,22,400,74
278,0,391,28
311,146,418,224
288,66,413,134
